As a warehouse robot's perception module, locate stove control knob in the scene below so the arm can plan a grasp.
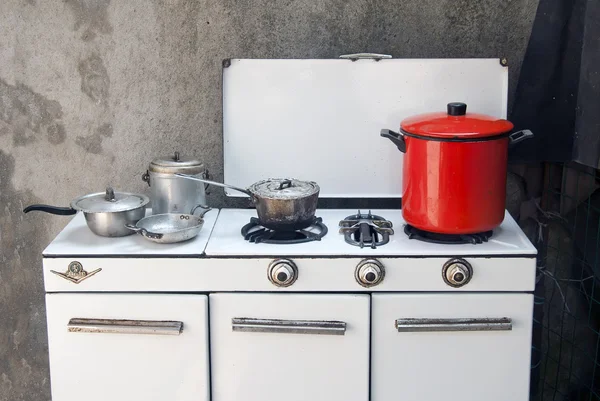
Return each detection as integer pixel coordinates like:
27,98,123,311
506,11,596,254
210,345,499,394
355,259,385,287
268,259,298,287
442,259,473,288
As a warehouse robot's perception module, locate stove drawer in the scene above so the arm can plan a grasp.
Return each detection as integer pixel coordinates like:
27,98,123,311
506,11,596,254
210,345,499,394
210,293,370,401
45,294,209,401
371,293,533,401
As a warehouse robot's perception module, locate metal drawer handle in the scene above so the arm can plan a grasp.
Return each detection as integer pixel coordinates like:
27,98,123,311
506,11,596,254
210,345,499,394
395,318,512,332
68,318,183,336
232,317,346,336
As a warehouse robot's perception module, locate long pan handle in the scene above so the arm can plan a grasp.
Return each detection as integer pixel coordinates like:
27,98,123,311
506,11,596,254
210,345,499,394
174,173,253,197
23,204,77,215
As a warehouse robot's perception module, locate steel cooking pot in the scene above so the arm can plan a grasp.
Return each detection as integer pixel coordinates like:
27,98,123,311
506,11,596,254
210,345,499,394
381,102,533,235
142,152,209,215
23,187,149,237
176,174,320,231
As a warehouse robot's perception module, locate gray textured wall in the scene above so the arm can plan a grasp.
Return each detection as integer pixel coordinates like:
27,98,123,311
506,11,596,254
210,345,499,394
0,1,538,400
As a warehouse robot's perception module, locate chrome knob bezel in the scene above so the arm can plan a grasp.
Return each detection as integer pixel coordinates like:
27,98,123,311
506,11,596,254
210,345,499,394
442,258,473,288
355,259,385,287
268,259,298,287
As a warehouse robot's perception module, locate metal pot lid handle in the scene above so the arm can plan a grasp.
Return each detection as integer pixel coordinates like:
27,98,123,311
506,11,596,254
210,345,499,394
278,179,293,190
105,187,116,202
173,151,180,161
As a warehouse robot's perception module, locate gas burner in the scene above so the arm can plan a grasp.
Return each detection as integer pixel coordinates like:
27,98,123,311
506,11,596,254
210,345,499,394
403,225,493,245
339,210,394,248
241,217,328,244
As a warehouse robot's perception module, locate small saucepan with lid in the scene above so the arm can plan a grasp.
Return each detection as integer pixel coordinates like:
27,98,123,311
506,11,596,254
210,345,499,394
23,187,149,237
176,174,319,231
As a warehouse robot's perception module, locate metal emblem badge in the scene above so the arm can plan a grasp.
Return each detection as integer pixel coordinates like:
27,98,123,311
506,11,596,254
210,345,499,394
50,261,101,284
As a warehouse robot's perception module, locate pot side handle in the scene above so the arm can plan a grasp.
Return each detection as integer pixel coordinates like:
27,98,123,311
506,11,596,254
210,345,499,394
141,170,150,186
125,224,164,240
23,205,77,215
380,129,406,153
190,204,212,218
509,130,534,147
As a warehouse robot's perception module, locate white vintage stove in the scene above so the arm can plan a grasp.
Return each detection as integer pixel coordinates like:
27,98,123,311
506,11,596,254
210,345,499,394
40,58,536,401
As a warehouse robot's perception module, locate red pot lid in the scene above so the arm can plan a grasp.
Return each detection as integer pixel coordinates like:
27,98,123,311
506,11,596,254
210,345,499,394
400,102,514,139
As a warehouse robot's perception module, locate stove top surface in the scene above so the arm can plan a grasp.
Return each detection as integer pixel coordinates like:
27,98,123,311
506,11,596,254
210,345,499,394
43,208,536,257
205,209,536,257
43,209,220,257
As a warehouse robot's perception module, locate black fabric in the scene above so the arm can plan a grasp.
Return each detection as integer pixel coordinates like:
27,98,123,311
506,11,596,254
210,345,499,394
572,0,600,168
509,0,592,164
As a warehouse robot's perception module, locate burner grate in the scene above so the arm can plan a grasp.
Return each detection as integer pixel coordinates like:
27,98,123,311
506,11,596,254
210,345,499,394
339,210,394,248
241,217,328,244
404,224,493,245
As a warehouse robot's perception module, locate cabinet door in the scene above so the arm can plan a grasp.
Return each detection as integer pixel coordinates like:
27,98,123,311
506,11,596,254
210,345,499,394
372,293,533,401
210,293,370,401
46,294,209,401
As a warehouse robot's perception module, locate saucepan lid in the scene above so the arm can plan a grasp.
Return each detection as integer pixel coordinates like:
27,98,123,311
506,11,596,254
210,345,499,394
248,178,320,200
71,187,150,213
149,151,205,175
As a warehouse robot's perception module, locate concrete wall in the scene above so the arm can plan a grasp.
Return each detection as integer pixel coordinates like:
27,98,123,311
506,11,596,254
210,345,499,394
0,1,538,399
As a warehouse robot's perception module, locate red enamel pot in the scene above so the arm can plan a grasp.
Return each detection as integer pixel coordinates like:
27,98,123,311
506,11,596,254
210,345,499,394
381,102,533,235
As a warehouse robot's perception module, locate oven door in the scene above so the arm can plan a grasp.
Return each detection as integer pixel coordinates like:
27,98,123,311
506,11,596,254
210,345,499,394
45,293,209,401
210,293,370,401
371,293,533,401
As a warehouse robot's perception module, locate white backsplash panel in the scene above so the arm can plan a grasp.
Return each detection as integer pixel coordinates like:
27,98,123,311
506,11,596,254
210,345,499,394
223,58,508,198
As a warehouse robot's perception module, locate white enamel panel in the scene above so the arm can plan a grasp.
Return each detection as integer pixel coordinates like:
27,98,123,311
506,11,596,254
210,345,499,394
42,209,219,257
223,58,508,197
42,257,536,293
45,293,209,401
371,293,533,401
210,293,370,401
205,209,537,256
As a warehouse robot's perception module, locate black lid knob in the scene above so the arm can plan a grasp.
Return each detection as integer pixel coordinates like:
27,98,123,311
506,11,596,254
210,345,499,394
365,272,377,282
447,102,467,116
276,272,288,282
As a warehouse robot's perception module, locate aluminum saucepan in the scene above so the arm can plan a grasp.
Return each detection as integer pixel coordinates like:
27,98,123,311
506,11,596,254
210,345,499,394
23,187,149,237
176,174,319,231
125,208,212,244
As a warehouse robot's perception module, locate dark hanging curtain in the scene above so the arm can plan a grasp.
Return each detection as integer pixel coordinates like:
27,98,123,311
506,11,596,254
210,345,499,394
509,0,599,167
